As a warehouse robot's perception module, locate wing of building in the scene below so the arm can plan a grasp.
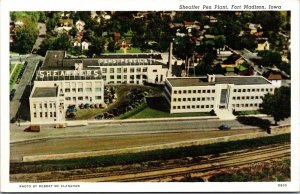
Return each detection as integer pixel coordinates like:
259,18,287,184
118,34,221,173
164,74,275,114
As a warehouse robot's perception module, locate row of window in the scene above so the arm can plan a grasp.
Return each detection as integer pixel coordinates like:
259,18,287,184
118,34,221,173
65,96,102,101
233,88,273,93
101,67,150,73
172,104,214,110
102,74,147,80
232,103,261,108
63,87,102,93
63,82,102,88
33,111,56,118
173,97,215,102
232,96,264,100
173,89,216,95
33,103,56,109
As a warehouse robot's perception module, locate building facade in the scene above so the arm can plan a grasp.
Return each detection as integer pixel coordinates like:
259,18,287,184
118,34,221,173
164,75,275,114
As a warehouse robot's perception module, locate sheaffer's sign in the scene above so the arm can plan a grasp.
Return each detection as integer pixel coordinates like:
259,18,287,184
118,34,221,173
38,70,100,78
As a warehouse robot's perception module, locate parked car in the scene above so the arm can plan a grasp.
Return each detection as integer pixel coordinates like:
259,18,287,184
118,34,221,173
219,124,231,130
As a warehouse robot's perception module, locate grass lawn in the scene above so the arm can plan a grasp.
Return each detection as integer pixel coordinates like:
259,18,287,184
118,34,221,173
125,106,212,119
10,64,23,90
10,64,16,73
234,110,263,116
75,85,163,120
116,47,148,53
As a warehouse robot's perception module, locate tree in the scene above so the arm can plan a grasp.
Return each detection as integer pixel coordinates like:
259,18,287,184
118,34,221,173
87,36,105,57
11,27,37,54
69,26,78,38
107,41,117,53
258,50,282,67
261,86,291,125
46,18,56,32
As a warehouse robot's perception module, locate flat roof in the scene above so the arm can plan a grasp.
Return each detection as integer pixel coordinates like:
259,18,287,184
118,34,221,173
32,87,58,98
41,51,165,70
167,76,271,87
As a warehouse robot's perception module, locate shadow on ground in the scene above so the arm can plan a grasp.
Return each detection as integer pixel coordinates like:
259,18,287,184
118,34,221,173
237,116,271,133
146,96,169,112
16,85,31,121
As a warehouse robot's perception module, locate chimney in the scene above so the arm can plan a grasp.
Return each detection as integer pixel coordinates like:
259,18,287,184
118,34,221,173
207,74,216,82
167,42,173,77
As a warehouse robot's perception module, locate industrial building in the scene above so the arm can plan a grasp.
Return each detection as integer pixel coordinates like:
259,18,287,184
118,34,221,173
164,74,275,114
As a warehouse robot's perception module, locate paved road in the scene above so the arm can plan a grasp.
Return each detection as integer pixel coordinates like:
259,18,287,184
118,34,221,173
31,23,46,53
10,55,43,120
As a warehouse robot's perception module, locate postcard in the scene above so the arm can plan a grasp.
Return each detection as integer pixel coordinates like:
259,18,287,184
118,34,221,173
1,0,299,192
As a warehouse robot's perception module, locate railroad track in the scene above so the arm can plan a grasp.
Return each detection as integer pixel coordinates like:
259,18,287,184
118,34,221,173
14,143,290,182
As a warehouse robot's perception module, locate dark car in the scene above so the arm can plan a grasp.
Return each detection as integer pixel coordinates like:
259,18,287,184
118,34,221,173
219,124,231,130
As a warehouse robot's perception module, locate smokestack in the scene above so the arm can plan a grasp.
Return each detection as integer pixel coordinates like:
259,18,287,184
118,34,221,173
168,42,173,77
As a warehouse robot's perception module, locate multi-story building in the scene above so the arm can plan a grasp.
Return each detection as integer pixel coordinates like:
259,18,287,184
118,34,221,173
29,50,172,123
164,74,275,114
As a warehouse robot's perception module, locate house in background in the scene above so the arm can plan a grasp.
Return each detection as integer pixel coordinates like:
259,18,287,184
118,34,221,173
76,20,85,32
221,53,246,69
256,39,270,51
263,69,282,88
81,41,90,50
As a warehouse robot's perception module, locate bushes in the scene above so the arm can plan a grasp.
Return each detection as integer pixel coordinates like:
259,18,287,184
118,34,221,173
10,134,290,174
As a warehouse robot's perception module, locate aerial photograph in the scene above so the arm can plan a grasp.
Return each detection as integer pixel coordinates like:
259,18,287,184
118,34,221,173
9,11,291,182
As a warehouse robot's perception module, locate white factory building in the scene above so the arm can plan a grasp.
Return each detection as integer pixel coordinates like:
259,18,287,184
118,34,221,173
29,50,173,123
164,74,275,114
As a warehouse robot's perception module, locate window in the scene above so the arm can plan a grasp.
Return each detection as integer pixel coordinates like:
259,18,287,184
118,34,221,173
196,105,200,108
242,96,245,100
86,88,92,92
110,68,114,73
65,88,70,92
197,98,200,101
212,89,215,93
182,106,186,109
188,90,191,94
110,75,114,79
210,105,213,108
33,104,36,108
246,96,249,99
203,90,206,93
232,104,235,108
202,97,205,101
117,75,121,79
54,112,56,117
183,98,186,101
85,96,89,100
237,97,240,100
233,97,236,100
256,89,260,92
45,112,48,118
136,75,141,79
123,68,127,73
130,75,134,80
238,89,241,92
192,105,195,109
198,90,201,93
234,89,237,92
178,90,182,94
247,89,250,92
72,88,76,92
65,97,71,101
137,68,141,72
252,89,255,92
173,98,177,102
187,105,190,109
152,69,157,72
102,68,107,73
44,103,47,108
124,75,127,79
201,105,204,108
78,97,83,100
206,97,210,101
251,96,254,99
183,90,187,94
143,67,147,72
78,88,83,92
188,98,191,101
243,89,246,92
102,75,106,80
193,90,196,94
236,104,240,107
261,89,265,92
212,97,214,100
207,90,210,93
174,91,177,94
34,112,36,118
255,96,259,99
117,68,121,73
50,103,52,108
173,106,176,109
206,105,209,108
73,97,76,101
177,106,180,109
192,98,196,101
130,68,135,73
178,98,181,102
95,96,102,100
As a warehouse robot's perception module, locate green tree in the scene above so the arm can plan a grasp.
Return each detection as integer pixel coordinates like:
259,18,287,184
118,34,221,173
261,86,291,125
87,36,105,57
11,27,37,54
69,26,78,38
107,41,117,53
46,18,57,32
258,50,282,67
